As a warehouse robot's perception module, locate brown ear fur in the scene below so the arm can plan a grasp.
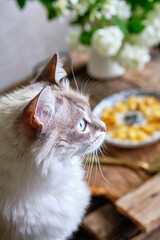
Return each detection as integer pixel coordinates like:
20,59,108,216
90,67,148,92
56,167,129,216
23,93,42,133
36,53,58,85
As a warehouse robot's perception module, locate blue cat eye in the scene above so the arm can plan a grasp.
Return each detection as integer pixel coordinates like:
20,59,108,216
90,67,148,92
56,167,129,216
77,119,86,132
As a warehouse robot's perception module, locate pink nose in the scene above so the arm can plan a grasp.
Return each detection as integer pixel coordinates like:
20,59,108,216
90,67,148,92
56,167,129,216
101,121,107,132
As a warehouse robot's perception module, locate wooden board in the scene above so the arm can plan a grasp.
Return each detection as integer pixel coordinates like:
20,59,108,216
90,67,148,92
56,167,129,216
131,226,160,240
116,173,160,233
83,203,140,240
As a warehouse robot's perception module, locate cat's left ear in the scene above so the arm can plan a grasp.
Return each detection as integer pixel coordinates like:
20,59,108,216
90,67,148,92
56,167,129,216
23,86,55,133
36,53,68,86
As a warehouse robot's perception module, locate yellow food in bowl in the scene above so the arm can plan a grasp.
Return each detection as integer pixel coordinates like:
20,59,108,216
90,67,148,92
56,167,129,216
101,95,160,141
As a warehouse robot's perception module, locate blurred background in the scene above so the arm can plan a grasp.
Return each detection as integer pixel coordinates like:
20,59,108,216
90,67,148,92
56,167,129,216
1,0,160,91
0,0,70,91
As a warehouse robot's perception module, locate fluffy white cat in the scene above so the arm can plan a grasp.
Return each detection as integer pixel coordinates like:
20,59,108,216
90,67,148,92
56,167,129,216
0,54,106,240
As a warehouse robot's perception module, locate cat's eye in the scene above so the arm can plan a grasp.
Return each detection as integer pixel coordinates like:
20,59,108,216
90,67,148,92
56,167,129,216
77,119,86,132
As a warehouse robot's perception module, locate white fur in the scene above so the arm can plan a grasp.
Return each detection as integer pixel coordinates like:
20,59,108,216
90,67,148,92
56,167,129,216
0,83,90,240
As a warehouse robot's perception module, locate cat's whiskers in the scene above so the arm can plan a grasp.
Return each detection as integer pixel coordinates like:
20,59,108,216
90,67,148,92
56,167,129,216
95,151,116,187
99,146,106,158
82,80,97,97
83,79,103,98
101,142,109,155
83,136,104,182
83,81,100,97
80,76,92,95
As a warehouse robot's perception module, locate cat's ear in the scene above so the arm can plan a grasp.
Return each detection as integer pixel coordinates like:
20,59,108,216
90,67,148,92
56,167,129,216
36,53,67,86
23,86,55,133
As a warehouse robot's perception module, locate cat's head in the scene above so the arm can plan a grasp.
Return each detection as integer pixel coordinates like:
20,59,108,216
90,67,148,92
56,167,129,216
22,54,106,159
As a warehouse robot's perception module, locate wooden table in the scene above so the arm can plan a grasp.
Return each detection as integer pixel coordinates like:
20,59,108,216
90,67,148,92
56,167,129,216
68,48,160,240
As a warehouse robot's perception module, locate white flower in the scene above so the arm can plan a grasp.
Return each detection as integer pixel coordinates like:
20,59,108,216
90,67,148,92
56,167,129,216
103,2,116,20
70,0,78,4
91,26,124,57
53,0,69,14
70,0,88,15
116,43,150,70
103,0,131,20
54,0,68,9
89,9,102,22
130,3,160,48
140,21,160,47
66,28,89,52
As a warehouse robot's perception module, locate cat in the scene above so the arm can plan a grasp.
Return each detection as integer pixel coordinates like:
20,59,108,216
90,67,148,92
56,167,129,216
0,53,106,240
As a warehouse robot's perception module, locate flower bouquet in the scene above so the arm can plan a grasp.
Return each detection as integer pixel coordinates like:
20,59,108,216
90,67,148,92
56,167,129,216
17,0,160,74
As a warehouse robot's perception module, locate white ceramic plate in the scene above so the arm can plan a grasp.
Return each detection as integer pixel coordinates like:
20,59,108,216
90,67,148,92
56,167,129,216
93,88,160,148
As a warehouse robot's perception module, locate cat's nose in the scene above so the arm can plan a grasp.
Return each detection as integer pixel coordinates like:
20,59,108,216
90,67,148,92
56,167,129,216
101,121,107,132
93,116,107,132
103,126,106,132
99,120,106,132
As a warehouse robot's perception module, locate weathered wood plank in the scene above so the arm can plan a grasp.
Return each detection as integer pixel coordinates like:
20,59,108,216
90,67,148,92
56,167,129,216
70,223,101,240
116,173,160,233
83,203,140,240
131,227,160,240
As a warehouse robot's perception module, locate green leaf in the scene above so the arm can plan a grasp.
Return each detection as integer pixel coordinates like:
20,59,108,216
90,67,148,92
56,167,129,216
128,17,146,33
80,31,92,45
80,29,97,45
113,18,129,35
47,7,58,20
126,0,155,12
16,0,26,8
71,15,85,25
40,0,56,4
